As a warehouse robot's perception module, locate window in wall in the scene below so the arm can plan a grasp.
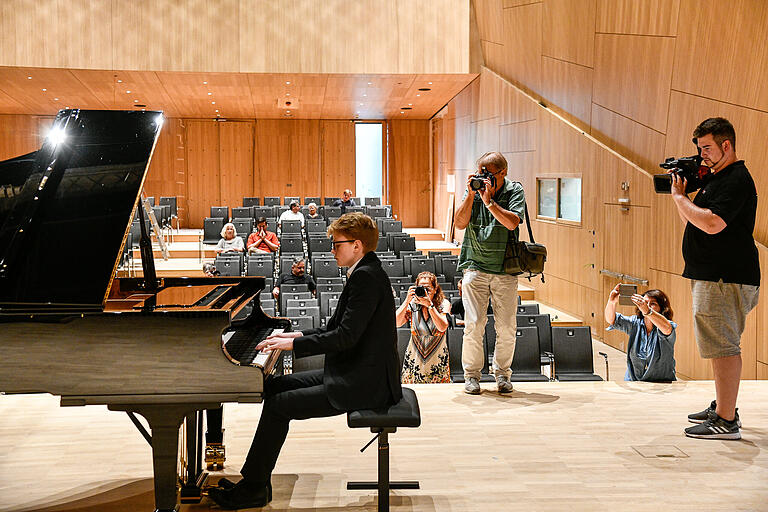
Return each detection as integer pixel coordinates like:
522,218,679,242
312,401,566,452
355,122,383,201
536,176,582,224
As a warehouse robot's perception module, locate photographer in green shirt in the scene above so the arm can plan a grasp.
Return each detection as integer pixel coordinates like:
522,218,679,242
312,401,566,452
454,152,525,395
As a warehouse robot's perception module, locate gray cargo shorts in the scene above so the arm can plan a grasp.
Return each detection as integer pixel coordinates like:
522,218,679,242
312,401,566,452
691,279,759,359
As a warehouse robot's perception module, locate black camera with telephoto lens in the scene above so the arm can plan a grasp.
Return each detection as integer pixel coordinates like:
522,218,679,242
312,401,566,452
414,285,427,297
469,166,496,192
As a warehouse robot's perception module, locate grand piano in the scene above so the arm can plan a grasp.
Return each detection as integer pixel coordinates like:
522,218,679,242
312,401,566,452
0,109,290,511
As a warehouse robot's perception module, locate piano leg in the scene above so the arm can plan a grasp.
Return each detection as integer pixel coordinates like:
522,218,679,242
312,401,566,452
109,403,220,512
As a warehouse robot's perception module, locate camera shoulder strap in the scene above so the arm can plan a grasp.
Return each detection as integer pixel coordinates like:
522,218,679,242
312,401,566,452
512,181,536,244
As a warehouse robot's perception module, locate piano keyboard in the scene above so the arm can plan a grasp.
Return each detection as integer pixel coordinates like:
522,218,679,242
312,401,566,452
222,327,284,366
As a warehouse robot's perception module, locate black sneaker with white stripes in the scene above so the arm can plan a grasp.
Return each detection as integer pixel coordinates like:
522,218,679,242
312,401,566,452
684,409,741,440
688,400,741,427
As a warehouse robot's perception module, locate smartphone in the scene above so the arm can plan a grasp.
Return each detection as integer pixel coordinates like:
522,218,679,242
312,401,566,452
618,284,637,306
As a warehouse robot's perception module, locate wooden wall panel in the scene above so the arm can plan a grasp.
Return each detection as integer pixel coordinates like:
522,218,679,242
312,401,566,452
473,0,505,45
542,0,596,67
254,120,321,202
144,118,179,207
499,3,542,95
320,121,355,200
2,0,469,74
595,0,680,36
185,120,220,228
0,114,43,159
672,0,768,112
539,57,593,131
590,103,666,174
757,246,768,365
593,34,675,132
388,120,431,228
0,0,112,69
218,121,254,212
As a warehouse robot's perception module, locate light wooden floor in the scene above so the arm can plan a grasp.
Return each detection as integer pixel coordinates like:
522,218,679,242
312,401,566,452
2,380,767,512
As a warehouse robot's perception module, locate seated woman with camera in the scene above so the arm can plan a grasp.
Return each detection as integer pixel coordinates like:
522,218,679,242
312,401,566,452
216,222,244,254
395,271,451,383
604,284,677,382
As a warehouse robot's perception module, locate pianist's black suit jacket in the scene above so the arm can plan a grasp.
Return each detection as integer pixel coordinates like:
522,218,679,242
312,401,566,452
292,251,402,411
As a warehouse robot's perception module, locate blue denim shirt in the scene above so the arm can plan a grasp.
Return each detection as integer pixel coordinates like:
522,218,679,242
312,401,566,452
608,313,677,382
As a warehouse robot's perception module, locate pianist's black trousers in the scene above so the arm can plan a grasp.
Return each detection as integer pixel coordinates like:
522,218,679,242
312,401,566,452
240,369,344,484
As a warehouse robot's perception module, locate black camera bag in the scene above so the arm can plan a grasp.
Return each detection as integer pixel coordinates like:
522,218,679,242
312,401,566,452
503,197,546,282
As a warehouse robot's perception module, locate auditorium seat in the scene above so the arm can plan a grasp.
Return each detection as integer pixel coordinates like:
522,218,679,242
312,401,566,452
233,218,253,240
324,206,342,218
285,306,320,321
243,197,260,207
286,298,316,310
246,258,274,277
284,196,300,205
232,206,253,219
289,316,315,331
439,256,459,284
323,197,336,206
210,206,229,222
281,283,309,294
410,258,436,276
280,236,303,254
304,196,320,205
517,313,553,368
203,217,225,244
309,237,331,254
510,326,549,381
253,206,274,219
313,259,340,278
316,277,343,285
328,298,339,316
306,219,327,233
517,304,540,315
446,328,494,383
264,197,280,206
266,219,278,232
280,291,313,314
316,283,343,294
320,293,341,317
392,236,416,256
364,197,381,206
552,326,603,381
292,353,325,373
379,219,402,234
376,237,387,252
381,259,405,278
158,197,178,227
281,220,302,235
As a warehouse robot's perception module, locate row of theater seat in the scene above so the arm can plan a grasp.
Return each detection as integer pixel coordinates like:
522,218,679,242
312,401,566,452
242,196,382,207
209,204,391,224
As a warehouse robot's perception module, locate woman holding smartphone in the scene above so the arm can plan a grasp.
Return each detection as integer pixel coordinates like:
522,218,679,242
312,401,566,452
604,284,677,382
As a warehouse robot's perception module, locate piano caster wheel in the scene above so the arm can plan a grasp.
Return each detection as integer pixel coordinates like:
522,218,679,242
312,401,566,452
205,443,226,471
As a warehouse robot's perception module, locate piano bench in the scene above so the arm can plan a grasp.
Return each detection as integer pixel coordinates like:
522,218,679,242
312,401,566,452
346,387,421,512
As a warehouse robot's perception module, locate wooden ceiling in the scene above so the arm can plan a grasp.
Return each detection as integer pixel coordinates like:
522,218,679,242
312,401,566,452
0,67,476,119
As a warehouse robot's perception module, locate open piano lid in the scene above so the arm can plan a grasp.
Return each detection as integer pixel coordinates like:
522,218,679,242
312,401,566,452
0,110,163,311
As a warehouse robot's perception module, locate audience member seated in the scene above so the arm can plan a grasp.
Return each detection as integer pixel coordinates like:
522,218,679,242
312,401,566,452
272,257,317,299
247,217,280,254
216,222,244,254
202,262,219,277
604,284,677,382
450,278,465,326
278,200,305,227
333,188,356,213
395,271,451,383
306,202,321,219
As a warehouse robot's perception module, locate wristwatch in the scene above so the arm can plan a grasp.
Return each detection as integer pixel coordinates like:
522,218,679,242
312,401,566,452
486,199,495,209
646,308,654,316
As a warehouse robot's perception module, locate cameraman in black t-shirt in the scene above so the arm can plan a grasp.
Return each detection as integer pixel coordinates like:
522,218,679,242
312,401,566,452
670,117,760,440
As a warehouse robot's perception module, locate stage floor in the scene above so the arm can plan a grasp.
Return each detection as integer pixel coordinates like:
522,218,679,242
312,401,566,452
1,381,767,511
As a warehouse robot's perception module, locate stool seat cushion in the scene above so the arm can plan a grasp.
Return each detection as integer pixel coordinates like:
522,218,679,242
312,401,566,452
347,388,421,429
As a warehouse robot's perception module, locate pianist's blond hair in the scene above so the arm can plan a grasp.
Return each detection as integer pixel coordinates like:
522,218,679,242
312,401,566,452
327,212,378,253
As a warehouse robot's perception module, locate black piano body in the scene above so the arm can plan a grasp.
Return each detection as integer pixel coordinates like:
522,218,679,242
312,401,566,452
0,110,288,512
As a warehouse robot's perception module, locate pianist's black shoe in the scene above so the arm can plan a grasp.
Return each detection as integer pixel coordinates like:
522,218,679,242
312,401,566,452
208,478,271,510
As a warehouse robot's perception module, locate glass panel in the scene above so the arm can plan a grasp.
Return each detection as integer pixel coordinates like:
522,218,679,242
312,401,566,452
354,123,383,201
537,178,557,218
559,177,582,222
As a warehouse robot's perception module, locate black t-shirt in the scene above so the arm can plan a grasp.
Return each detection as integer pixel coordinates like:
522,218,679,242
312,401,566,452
682,160,760,285
450,298,464,319
278,273,317,293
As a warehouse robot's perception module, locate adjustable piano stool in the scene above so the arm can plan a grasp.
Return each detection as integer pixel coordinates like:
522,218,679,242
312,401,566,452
347,387,421,512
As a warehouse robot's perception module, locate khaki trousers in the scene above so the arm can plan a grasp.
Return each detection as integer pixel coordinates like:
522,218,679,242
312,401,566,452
461,269,518,380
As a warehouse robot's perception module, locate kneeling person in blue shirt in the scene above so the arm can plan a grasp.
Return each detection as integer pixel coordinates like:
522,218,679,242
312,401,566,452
604,285,677,382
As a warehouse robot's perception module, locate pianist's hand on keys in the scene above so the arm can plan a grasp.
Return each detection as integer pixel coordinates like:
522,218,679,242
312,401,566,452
258,331,304,352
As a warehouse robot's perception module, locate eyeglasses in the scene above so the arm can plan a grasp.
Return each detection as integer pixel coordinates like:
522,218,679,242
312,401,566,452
331,239,357,249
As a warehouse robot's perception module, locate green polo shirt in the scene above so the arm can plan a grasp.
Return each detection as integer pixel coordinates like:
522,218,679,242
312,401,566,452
458,179,525,275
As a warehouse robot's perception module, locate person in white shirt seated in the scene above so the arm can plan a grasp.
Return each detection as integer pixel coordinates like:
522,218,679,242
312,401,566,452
278,200,305,228
216,222,244,254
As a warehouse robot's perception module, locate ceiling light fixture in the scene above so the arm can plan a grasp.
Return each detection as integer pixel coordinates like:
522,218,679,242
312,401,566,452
126,90,131,93
42,88,46,92
208,92,212,95
286,81,290,85
211,101,215,104
117,79,122,83
27,76,32,80
203,81,208,85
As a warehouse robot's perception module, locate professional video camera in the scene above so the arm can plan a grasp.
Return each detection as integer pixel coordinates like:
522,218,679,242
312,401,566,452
469,166,496,192
654,141,710,194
